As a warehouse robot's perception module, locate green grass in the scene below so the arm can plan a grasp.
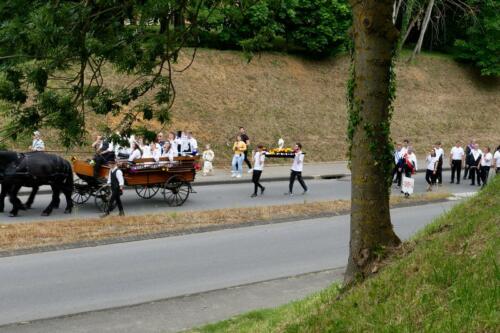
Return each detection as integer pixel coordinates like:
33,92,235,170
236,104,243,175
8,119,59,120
190,176,500,333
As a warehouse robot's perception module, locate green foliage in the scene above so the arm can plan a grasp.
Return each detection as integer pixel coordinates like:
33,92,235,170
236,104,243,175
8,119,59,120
196,0,351,56
0,0,210,147
192,177,500,333
453,0,500,76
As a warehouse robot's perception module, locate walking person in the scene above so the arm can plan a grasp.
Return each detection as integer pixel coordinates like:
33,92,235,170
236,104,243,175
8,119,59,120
434,141,444,185
425,148,438,191
251,145,266,197
463,139,475,180
239,127,252,172
231,135,246,178
101,159,125,217
494,145,500,175
480,147,493,188
403,146,417,178
469,143,482,186
285,143,308,196
449,140,465,184
202,144,215,176
392,143,403,186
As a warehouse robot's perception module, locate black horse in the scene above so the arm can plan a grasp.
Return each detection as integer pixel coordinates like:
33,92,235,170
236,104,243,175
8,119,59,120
0,151,74,217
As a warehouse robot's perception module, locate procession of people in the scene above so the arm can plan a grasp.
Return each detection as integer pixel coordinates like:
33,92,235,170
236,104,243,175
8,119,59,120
8,128,500,218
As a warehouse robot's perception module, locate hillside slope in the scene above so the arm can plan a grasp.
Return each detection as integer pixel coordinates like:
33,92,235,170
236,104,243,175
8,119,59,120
167,50,500,162
6,50,500,162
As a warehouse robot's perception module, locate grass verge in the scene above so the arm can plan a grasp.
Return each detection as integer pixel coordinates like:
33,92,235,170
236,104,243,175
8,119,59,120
0,192,449,254
190,177,499,333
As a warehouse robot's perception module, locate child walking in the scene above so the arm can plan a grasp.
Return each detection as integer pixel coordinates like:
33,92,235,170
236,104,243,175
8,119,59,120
251,145,266,197
202,144,215,176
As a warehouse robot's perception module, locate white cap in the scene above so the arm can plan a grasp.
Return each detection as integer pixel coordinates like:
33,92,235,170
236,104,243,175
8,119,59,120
33,131,41,136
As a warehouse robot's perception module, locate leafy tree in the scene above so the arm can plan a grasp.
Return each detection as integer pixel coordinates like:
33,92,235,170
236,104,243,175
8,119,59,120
0,0,212,147
454,0,500,76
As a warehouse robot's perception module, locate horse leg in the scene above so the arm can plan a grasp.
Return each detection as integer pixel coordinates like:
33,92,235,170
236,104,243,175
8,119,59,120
25,185,39,209
8,184,23,217
42,186,60,216
62,185,73,214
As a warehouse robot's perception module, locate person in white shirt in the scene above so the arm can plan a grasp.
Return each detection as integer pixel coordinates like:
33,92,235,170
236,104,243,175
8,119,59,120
392,143,403,186
30,131,45,151
480,147,493,187
150,142,161,162
251,144,266,197
469,143,482,186
187,132,198,155
449,140,465,184
285,143,308,196
202,144,215,176
128,142,142,162
400,139,409,156
494,145,500,174
162,141,178,162
402,146,417,178
101,159,124,217
434,141,445,185
425,149,439,191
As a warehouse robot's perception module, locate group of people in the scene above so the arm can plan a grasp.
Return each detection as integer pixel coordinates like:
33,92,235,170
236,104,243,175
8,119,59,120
392,139,500,192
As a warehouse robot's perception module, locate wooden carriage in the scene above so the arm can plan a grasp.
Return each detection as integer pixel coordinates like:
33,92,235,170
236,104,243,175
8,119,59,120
71,156,199,211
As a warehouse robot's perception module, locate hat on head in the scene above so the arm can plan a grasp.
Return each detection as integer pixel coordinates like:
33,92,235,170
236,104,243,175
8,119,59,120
33,130,41,136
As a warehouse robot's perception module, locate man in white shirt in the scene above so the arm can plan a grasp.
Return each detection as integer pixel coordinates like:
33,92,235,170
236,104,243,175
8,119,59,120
434,141,445,185
494,146,500,174
101,159,125,217
469,143,482,186
392,143,403,186
480,147,493,188
449,140,465,184
30,131,45,151
186,132,198,155
251,145,266,197
285,143,308,196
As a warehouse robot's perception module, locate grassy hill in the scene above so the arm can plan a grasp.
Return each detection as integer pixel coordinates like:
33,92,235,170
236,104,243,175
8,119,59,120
5,50,500,163
192,176,500,332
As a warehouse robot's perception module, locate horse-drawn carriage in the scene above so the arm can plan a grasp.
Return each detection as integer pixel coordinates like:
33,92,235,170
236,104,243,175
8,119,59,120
71,156,198,212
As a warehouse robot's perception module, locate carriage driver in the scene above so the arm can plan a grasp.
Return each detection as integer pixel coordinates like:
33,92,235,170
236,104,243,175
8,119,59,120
101,158,125,217
92,135,115,179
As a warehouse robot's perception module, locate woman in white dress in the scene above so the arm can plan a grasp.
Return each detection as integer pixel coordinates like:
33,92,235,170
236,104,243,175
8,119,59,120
128,142,142,162
162,141,178,162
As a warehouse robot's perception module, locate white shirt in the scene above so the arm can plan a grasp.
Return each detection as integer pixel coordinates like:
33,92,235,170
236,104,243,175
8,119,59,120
400,147,408,156
189,138,198,152
141,145,151,157
434,147,444,159
107,167,124,187
203,150,214,162
253,151,265,171
450,146,464,161
151,149,161,162
291,151,305,172
408,153,418,171
128,149,142,162
162,148,178,161
426,155,438,171
481,152,492,167
394,149,402,164
31,139,45,151
494,151,500,167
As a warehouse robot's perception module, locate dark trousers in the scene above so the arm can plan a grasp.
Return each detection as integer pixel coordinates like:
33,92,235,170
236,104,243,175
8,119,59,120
252,170,264,194
463,163,470,179
243,150,252,169
425,170,436,185
107,188,124,214
451,160,462,183
480,166,490,185
289,170,307,193
469,166,481,185
392,165,402,186
436,158,443,184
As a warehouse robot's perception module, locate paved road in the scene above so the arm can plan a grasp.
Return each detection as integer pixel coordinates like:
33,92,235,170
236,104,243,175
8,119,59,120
0,201,458,328
1,171,475,223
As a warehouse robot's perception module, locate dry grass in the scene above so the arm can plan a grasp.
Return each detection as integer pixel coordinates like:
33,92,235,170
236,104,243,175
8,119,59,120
0,192,450,253
3,50,499,164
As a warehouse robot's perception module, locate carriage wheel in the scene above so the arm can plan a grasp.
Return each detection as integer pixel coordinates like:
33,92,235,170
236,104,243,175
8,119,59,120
72,178,91,205
163,176,190,207
94,185,114,212
135,184,160,199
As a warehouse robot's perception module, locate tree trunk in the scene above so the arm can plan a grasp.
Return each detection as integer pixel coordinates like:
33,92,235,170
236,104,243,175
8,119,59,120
345,0,401,285
410,0,434,61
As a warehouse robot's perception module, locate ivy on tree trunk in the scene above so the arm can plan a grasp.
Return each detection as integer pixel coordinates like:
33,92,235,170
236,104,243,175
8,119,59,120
345,0,401,284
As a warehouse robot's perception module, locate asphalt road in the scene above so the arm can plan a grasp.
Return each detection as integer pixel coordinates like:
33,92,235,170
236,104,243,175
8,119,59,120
0,171,475,223
0,201,458,328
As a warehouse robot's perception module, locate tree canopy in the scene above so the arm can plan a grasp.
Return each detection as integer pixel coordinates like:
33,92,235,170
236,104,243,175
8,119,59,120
0,0,209,147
